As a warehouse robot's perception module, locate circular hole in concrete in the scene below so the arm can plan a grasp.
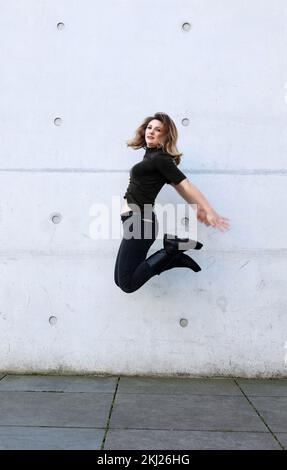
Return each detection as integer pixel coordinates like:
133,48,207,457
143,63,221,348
57,22,65,30
50,212,62,224
180,318,188,327
181,118,189,126
182,22,191,32
49,316,57,325
54,117,62,126
181,217,189,227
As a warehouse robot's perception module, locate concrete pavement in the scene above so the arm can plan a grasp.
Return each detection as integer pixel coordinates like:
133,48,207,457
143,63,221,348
0,374,286,450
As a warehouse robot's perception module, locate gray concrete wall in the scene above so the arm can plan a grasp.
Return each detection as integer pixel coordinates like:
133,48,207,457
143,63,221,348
0,0,287,376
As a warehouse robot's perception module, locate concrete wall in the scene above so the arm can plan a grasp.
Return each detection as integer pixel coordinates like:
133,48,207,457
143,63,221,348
0,0,287,377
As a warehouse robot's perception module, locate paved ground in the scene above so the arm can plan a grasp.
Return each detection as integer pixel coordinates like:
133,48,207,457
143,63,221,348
0,374,286,450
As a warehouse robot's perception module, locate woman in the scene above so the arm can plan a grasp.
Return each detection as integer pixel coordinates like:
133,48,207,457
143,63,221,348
114,112,230,293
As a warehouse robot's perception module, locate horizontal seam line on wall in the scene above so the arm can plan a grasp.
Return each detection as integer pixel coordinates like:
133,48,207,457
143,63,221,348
0,169,287,175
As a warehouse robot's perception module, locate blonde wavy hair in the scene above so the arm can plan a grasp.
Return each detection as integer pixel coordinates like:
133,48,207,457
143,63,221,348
126,112,183,165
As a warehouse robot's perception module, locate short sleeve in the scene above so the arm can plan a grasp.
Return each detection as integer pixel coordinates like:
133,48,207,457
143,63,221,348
154,153,187,185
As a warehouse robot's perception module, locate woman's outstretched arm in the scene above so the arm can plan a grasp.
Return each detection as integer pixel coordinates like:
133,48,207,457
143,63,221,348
171,178,230,232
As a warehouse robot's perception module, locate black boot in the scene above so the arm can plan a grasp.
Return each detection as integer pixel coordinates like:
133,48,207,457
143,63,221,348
160,252,201,273
145,249,178,275
164,233,203,254
146,249,201,276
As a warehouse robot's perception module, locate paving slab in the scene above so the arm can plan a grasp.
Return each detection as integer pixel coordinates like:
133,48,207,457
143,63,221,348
0,375,118,393
0,426,104,450
0,391,113,427
273,433,287,449
109,394,266,431
236,379,287,397
118,377,242,396
104,429,281,450
248,396,287,432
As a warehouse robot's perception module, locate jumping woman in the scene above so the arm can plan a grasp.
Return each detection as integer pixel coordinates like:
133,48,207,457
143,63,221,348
114,112,230,293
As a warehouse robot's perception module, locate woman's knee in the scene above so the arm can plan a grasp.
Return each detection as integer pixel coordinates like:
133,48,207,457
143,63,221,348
115,278,137,293
117,284,134,293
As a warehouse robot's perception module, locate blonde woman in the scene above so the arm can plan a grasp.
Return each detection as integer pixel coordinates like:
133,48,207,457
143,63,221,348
114,112,230,293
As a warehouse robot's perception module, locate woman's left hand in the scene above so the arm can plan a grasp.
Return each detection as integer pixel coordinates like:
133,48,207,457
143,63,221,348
197,206,211,226
206,209,230,232
197,206,230,232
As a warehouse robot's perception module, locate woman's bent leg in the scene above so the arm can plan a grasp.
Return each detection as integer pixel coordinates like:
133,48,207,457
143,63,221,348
115,235,157,292
114,211,200,293
114,211,170,293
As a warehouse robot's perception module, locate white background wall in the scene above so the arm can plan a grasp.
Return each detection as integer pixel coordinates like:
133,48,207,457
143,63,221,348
0,0,287,377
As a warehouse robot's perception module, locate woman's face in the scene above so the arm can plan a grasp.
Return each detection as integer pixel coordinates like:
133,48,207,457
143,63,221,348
145,119,165,147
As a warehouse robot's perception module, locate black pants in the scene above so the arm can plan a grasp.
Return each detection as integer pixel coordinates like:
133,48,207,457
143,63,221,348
114,210,174,293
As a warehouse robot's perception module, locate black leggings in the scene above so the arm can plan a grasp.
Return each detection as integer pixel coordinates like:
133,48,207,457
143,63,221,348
114,210,167,293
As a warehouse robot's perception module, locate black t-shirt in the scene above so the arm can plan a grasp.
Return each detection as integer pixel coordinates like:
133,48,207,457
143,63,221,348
124,146,187,209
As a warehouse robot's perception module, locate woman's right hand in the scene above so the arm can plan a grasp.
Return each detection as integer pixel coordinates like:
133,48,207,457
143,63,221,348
206,209,230,232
